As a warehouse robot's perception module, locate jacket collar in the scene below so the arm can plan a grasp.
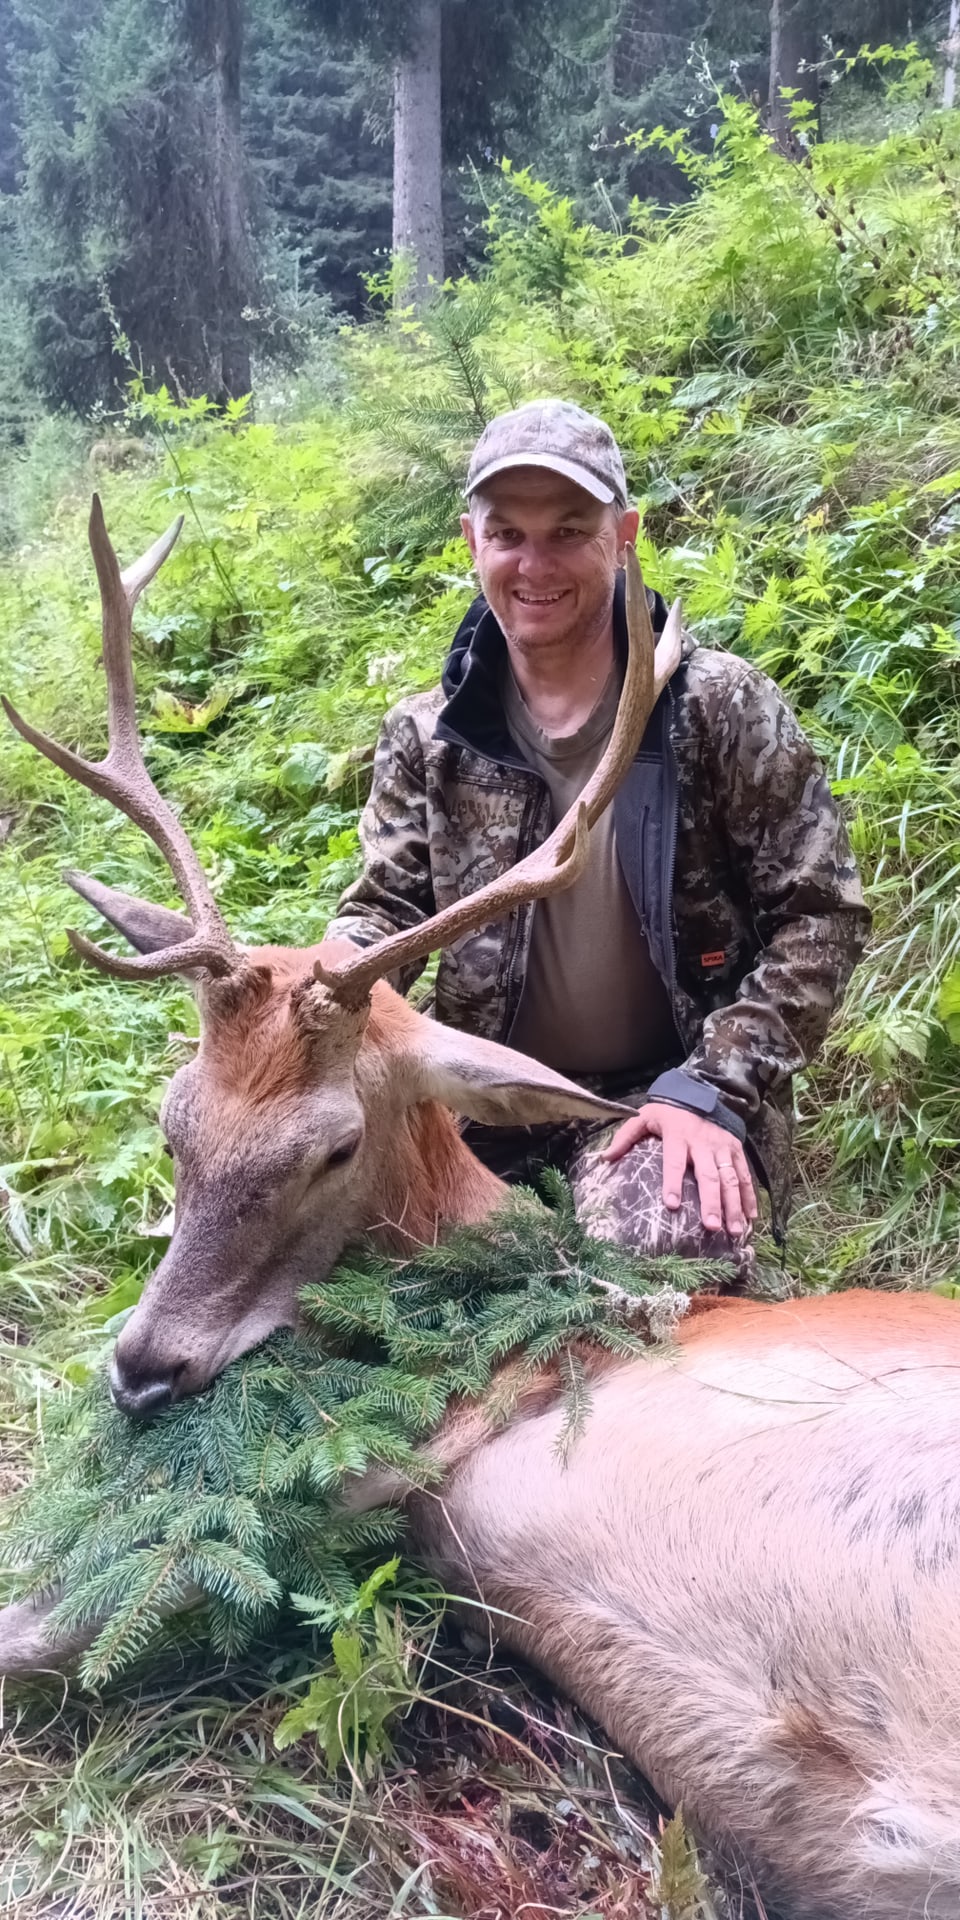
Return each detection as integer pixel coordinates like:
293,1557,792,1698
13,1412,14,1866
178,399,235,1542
435,570,671,761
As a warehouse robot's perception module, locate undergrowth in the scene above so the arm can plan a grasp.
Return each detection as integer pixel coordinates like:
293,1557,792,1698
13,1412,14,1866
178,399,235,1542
1,64,959,1919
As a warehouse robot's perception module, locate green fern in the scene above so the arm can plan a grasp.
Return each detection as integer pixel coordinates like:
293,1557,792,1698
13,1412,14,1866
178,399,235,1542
654,1809,712,1919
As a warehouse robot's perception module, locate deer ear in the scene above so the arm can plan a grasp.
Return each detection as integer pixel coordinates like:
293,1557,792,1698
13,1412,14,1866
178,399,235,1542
405,1020,631,1129
63,870,195,955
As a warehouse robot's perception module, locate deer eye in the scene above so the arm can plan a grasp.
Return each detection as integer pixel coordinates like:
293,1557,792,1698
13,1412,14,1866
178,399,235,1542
325,1134,362,1173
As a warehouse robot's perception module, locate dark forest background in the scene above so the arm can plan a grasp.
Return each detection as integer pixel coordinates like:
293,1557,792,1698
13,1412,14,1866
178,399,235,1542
0,0,948,426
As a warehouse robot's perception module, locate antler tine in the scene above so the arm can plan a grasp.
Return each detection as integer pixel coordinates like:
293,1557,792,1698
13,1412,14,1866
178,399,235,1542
315,544,661,1011
1,496,237,981
65,927,232,981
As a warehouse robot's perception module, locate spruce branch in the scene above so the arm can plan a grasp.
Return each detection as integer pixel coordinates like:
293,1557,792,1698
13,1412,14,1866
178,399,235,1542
0,1187,714,1684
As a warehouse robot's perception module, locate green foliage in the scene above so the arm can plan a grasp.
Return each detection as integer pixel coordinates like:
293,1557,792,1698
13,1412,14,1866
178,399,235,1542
2,84,959,1333
355,282,527,551
274,1559,409,1771
653,1808,711,1919
0,1189,706,1687
244,8,393,318
355,90,960,1282
2,86,960,1467
940,967,960,1047
2,0,952,424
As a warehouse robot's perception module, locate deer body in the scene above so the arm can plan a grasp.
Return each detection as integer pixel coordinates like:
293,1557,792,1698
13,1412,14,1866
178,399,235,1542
390,1288,960,1920
4,506,954,1919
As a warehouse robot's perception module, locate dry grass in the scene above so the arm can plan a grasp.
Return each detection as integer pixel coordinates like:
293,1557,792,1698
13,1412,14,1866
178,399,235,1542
0,1623,744,1920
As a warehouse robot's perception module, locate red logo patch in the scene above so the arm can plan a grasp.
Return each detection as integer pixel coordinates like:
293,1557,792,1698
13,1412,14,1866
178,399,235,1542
700,950,726,968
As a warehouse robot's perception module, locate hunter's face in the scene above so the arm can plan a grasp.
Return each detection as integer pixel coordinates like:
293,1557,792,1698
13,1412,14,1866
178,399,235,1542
462,469,639,657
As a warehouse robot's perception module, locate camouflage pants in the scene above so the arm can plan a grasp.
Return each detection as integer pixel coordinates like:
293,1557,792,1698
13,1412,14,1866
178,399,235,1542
462,1087,760,1291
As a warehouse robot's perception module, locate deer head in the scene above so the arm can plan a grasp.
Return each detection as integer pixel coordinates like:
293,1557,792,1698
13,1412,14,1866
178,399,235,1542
4,501,680,1416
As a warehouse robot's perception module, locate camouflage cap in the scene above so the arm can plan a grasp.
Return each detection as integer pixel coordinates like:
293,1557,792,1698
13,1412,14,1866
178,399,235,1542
465,399,628,508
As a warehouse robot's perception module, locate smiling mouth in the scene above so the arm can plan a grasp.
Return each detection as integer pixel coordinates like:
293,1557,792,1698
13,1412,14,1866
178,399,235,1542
514,590,569,606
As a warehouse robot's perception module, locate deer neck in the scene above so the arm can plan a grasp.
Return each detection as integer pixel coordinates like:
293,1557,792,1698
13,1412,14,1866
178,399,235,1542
366,1098,507,1255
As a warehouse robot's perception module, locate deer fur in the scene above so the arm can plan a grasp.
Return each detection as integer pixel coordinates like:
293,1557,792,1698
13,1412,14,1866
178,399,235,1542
388,1287,960,1920
93,936,625,1406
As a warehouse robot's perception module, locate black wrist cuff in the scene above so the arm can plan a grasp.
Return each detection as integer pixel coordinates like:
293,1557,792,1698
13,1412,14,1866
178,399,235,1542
645,1068,747,1143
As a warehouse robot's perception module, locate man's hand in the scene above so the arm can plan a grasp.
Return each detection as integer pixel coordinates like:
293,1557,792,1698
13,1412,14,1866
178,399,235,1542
601,1103,757,1238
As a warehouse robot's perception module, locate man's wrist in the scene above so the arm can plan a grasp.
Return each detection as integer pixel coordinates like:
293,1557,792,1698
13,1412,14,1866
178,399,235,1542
645,1068,747,1142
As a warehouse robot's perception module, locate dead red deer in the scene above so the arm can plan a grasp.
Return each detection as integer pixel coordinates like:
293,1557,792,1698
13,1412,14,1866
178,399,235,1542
2,503,960,1920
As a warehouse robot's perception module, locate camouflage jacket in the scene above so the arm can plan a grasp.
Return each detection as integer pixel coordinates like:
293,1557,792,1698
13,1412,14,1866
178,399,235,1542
328,575,871,1231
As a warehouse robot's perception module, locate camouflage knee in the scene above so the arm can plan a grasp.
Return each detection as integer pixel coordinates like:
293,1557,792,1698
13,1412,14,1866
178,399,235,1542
568,1128,757,1285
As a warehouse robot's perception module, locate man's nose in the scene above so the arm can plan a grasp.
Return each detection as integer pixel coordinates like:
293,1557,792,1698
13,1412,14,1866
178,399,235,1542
515,539,555,578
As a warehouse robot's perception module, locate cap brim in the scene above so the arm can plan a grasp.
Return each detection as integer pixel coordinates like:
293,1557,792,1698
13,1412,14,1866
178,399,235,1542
465,452,619,506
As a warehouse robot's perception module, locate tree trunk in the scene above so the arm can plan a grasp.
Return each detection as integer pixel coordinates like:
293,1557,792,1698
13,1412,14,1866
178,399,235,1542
768,0,821,155
209,0,253,400
186,0,254,402
392,0,443,310
945,0,960,111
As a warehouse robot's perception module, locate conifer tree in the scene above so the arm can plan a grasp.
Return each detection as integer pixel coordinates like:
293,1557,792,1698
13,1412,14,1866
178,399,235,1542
5,0,259,412
244,6,392,315
393,0,442,306
181,0,255,402
768,0,822,150
0,0,23,198
295,0,613,304
0,0,945,409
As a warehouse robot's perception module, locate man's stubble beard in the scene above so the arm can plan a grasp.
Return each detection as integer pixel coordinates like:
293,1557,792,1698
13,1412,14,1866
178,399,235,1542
496,584,617,663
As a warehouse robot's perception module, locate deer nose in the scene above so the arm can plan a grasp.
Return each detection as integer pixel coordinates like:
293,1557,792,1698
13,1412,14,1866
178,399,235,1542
109,1354,176,1420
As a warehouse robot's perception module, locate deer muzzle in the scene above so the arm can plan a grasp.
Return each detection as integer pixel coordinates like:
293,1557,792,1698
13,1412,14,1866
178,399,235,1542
105,1197,321,1416
109,1353,180,1419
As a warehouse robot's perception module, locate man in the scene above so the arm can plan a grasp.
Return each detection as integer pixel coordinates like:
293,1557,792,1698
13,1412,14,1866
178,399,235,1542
327,399,870,1280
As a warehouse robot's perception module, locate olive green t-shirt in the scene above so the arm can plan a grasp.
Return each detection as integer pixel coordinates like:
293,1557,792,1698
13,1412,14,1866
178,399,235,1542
504,666,679,1077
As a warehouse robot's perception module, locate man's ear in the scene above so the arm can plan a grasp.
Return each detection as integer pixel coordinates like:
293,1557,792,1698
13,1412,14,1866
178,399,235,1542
460,510,478,561
64,870,195,954
616,505,641,555
401,1018,631,1129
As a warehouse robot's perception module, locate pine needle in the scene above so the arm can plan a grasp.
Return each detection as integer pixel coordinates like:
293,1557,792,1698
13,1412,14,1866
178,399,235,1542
0,1186,711,1683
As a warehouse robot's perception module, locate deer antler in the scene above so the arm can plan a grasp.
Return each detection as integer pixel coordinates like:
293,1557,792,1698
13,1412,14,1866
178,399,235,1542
2,496,238,980
315,545,680,1011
